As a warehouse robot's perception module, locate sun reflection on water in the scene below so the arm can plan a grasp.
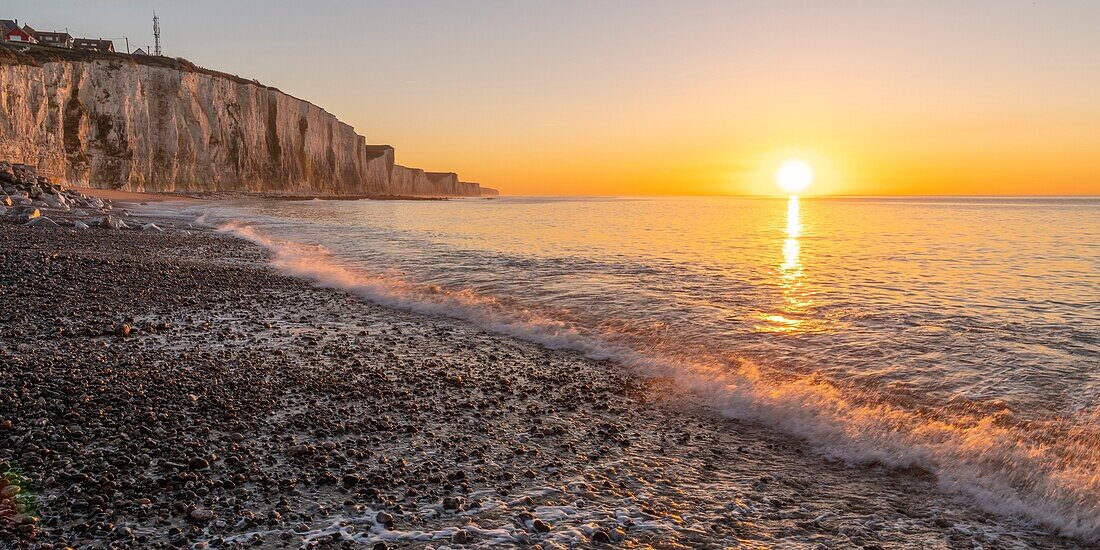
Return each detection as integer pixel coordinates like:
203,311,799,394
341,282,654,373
759,195,820,333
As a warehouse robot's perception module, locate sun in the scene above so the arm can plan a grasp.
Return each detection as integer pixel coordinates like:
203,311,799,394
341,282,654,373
775,159,814,194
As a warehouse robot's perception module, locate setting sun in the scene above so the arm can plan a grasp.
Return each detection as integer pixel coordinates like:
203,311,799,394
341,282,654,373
775,159,814,194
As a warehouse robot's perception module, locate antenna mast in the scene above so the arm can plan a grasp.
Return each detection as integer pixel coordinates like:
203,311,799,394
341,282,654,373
153,11,161,56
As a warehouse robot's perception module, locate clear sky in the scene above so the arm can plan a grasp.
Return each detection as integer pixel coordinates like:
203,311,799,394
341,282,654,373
11,1,1100,195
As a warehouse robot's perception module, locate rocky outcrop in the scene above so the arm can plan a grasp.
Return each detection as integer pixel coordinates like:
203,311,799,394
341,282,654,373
0,44,497,196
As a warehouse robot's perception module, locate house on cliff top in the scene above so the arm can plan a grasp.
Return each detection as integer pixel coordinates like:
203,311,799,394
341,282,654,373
35,30,73,49
73,38,114,52
1,20,75,48
1,20,36,44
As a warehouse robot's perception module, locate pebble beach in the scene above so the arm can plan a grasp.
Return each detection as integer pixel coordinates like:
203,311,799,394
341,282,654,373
0,202,1086,549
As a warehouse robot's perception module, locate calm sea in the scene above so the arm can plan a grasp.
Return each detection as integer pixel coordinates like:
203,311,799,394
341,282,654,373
156,195,1100,539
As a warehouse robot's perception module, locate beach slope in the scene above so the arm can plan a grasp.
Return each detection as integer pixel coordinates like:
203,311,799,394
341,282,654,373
0,221,1080,548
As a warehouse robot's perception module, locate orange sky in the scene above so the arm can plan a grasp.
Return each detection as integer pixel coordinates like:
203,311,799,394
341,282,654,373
23,1,1100,195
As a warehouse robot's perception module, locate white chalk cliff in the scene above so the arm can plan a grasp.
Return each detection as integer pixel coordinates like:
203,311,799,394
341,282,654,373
0,45,494,196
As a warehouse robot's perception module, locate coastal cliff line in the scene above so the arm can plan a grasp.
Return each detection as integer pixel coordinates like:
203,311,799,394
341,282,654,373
0,44,498,197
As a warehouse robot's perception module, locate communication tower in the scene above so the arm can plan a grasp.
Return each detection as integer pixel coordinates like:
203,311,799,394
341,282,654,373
153,11,161,56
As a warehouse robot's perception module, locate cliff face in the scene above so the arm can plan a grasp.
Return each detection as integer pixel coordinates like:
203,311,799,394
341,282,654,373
0,47,495,196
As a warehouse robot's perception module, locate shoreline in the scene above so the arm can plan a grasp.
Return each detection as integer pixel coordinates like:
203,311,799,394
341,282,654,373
0,209,1084,548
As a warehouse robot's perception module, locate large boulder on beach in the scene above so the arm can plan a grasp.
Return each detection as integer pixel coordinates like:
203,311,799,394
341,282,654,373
40,193,70,210
95,215,129,230
25,216,59,228
8,205,40,222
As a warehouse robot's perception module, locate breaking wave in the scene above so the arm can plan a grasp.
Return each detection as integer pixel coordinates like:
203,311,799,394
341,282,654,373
218,220,1100,542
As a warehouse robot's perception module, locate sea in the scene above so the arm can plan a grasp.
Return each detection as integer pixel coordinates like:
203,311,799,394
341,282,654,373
150,195,1100,541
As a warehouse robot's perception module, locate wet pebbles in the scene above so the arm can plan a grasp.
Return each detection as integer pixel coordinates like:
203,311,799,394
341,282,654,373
0,222,1085,549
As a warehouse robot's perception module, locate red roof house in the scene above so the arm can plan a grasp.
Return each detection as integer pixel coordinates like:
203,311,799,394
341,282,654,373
3,24,36,44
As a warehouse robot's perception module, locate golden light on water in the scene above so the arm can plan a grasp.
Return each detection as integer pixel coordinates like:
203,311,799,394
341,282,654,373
758,196,821,333
776,159,814,194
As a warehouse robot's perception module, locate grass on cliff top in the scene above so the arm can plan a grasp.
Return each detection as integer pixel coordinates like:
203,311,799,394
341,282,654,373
0,42,282,94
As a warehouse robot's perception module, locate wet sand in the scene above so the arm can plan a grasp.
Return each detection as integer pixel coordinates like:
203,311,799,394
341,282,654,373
0,216,1082,548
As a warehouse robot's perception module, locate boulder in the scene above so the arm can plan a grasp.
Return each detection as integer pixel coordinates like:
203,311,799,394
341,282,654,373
8,206,40,222
25,216,59,228
40,193,70,210
95,215,129,230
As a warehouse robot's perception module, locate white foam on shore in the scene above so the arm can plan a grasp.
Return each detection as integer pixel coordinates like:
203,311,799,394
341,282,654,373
218,221,1100,543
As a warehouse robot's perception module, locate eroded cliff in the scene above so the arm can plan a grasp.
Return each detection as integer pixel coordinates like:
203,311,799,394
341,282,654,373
0,44,494,196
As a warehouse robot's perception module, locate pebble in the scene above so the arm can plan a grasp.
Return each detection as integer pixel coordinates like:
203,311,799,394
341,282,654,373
190,508,216,522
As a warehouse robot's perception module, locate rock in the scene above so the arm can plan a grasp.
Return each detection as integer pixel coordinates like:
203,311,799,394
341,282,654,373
532,519,552,533
0,195,11,206
40,193,69,210
117,323,131,337
96,215,128,230
592,530,612,544
287,444,311,456
74,221,90,230
452,529,470,544
8,205,39,222
374,511,393,528
188,457,210,470
342,473,360,487
25,216,59,228
11,513,37,526
442,496,465,511
142,223,164,232
189,508,215,522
